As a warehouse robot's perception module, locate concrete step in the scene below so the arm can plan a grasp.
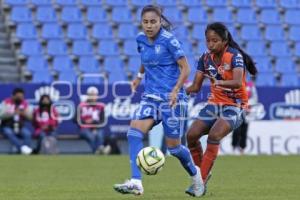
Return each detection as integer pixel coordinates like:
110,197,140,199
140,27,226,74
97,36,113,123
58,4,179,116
0,57,16,64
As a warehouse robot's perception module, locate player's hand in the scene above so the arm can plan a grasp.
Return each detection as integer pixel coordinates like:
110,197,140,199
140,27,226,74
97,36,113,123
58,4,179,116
131,78,141,93
169,88,179,108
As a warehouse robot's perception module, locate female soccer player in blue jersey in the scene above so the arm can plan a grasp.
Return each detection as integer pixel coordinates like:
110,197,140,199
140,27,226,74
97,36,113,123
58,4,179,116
114,5,204,197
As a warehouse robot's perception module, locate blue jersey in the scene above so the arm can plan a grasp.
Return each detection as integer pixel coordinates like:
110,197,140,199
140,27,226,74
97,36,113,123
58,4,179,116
136,28,186,101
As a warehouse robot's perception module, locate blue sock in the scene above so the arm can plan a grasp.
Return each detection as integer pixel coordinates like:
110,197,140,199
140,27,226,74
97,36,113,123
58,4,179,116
168,144,197,176
127,128,144,180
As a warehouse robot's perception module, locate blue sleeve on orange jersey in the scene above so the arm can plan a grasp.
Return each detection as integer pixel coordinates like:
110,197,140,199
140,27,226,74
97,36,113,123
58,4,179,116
231,51,245,69
197,53,205,72
166,37,185,61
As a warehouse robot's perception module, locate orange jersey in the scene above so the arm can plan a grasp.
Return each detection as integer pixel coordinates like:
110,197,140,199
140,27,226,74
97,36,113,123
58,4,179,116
197,46,248,108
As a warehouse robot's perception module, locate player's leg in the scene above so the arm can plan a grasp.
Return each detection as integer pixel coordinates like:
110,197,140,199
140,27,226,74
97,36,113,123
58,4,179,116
239,121,248,154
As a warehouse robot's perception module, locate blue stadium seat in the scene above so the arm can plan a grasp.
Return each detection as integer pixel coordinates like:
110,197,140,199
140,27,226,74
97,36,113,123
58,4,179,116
86,7,108,23
123,40,139,56
47,40,68,56
265,25,285,41
97,40,119,56
192,24,206,40
275,58,296,73
281,74,299,86
59,70,77,83
131,0,153,7
92,23,114,39
240,25,263,40
61,7,82,23
279,0,300,9
186,56,197,68
128,56,141,72
103,57,124,73
255,0,277,8
31,0,52,6
26,56,48,72
10,7,32,23
284,10,300,25
21,40,43,56
289,26,300,41
173,26,189,40
212,8,234,23
187,7,208,24
231,0,252,8
163,8,183,24
156,0,177,6
16,23,37,40
80,0,102,6
106,0,128,7
295,42,300,56
246,41,267,56
270,42,291,57
256,73,276,86
236,8,257,24
206,0,227,7
72,40,94,56
78,56,100,73
55,0,78,6
36,7,57,23
4,0,29,6
109,72,126,83
32,71,53,83
67,23,87,40
196,41,207,54
53,56,74,72
41,23,64,39
181,40,194,56
117,24,138,39
82,76,104,84
260,9,281,24
253,56,273,72
111,7,133,23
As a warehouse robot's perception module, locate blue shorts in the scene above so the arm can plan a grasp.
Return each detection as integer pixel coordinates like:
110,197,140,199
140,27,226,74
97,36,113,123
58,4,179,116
132,96,187,139
197,104,245,131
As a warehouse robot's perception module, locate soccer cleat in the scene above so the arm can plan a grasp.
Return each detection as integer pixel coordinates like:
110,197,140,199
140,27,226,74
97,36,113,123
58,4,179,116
113,180,144,195
185,166,205,197
185,172,212,196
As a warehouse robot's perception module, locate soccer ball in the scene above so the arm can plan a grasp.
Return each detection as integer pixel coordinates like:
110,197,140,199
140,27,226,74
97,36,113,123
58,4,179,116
136,147,165,175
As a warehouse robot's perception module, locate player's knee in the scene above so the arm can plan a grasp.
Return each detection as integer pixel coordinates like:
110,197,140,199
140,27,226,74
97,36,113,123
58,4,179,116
167,145,181,157
207,134,222,142
187,131,198,147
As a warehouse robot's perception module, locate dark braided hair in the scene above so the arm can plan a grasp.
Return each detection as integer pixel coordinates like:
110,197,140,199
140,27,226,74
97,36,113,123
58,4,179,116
205,22,258,76
141,5,173,31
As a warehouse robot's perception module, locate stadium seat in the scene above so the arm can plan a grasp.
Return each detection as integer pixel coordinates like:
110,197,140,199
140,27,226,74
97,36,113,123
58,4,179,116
212,8,234,24
196,42,207,54
117,24,138,39
67,23,88,40
240,25,263,40
246,41,267,56
10,7,33,23
163,8,183,24
187,7,208,24
61,7,82,23
92,23,114,40
289,26,300,41
173,26,189,40
180,0,201,7
86,7,108,23
256,73,276,86
236,8,257,24
16,23,37,40
275,58,296,73
4,0,29,6
128,56,141,72
105,0,128,7
131,0,153,7
103,57,124,73
260,9,281,24
269,42,291,57
32,71,53,83
181,40,194,56
47,40,68,56
206,0,227,7
72,40,94,56
58,70,77,83
82,76,104,84
284,10,300,25
55,0,78,6
231,0,252,8
279,0,300,9
264,25,285,41
97,40,119,56
80,0,102,6
111,7,133,23
36,7,57,23
26,56,49,72
31,0,52,6
123,40,139,56
21,40,43,56
281,74,299,86
41,23,64,39
78,56,100,73
255,0,277,8
53,56,74,72
192,24,206,40
295,42,300,56
253,56,273,72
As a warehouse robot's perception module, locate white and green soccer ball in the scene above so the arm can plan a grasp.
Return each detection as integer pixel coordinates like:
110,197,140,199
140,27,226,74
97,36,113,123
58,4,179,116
136,146,165,175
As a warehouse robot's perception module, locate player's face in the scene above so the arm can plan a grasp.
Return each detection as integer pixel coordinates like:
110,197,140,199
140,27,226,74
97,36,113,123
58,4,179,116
142,11,161,39
205,30,227,54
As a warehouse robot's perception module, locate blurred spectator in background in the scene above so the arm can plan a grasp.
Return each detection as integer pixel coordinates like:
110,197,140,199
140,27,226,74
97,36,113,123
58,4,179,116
78,86,109,154
0,88,33,155
232,77,258,154
32,94,59,154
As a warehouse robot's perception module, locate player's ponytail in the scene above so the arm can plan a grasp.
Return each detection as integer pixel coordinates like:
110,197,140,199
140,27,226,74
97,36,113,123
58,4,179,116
141,5,173,31
206,22,258,76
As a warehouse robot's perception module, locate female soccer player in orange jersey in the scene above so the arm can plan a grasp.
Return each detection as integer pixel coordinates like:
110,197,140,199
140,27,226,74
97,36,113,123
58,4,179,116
185,22,258,196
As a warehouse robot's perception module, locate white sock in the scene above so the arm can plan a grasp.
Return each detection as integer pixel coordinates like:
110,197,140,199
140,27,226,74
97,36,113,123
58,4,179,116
131,178,142,185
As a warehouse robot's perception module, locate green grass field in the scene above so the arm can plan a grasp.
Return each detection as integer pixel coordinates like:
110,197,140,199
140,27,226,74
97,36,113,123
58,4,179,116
0,155,299,200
